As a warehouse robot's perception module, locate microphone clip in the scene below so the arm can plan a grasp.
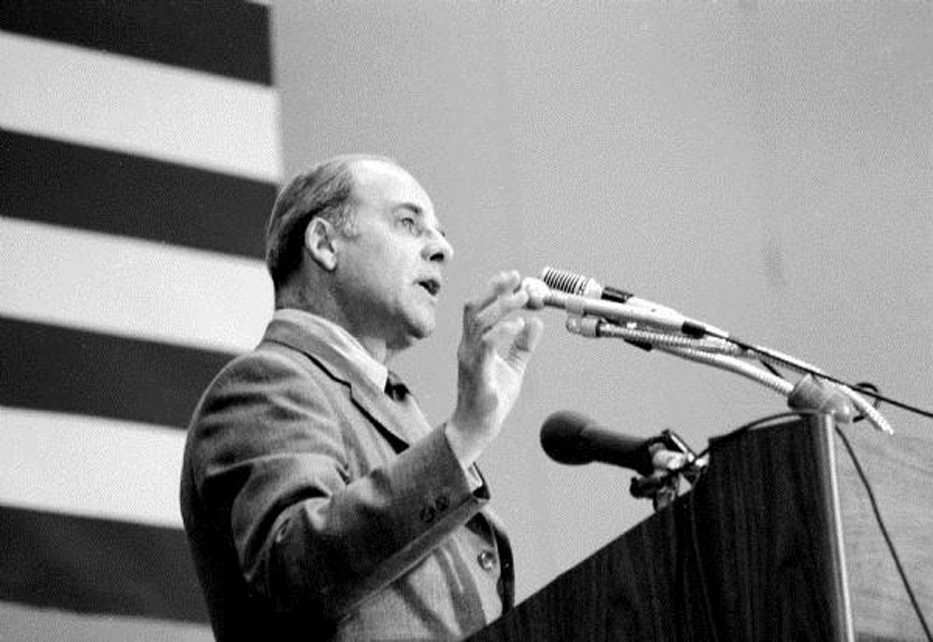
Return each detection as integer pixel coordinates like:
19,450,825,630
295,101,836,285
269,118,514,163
629,429,706,511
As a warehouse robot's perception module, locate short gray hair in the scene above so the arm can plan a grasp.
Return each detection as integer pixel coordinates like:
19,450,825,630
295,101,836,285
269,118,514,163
264,154,394,289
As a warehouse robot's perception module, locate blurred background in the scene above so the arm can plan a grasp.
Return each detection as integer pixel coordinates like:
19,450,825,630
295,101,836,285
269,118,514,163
2,2,930,639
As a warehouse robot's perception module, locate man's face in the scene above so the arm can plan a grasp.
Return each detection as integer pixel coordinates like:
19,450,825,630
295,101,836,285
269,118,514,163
332,160,454,353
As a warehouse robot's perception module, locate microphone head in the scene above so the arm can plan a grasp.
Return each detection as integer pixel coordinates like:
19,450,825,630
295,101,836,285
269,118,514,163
540,410,596,465
541,410,657,474
541,266,599,298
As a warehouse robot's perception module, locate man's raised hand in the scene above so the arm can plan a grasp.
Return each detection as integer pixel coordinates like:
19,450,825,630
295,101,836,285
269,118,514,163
445,271,544,467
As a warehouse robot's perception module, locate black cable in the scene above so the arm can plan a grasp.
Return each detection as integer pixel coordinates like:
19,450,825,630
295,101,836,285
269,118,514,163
681,413,930,639
669,492,688,639
687,485,720,642
850,382,882,424
716,333,933,420
854,382,882,410
689,412,805,465
759,358,786,380
834,425,933,641
598,319,929,419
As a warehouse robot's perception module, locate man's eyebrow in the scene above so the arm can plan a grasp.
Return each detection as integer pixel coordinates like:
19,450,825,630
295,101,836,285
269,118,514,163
392,203,447,237
393,202,423,216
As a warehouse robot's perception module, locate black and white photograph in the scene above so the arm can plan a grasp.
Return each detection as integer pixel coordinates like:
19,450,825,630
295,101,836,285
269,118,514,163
1,2,931,640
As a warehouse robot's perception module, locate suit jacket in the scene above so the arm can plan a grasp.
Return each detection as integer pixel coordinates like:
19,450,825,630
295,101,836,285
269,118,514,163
180,312,513,640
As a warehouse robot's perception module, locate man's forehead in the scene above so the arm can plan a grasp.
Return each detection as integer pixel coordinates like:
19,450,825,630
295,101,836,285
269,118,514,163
350,160,437,216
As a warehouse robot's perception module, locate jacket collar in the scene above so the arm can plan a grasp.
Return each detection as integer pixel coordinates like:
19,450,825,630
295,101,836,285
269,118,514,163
261,310,429,448
271,308,388,389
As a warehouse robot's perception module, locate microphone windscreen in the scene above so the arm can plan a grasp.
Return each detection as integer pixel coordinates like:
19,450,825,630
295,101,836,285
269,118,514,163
540,410,596,465
541,266,590,296
540,410,656,474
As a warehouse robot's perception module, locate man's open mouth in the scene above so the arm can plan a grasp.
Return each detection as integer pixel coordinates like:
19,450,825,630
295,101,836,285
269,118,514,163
417,279,441,296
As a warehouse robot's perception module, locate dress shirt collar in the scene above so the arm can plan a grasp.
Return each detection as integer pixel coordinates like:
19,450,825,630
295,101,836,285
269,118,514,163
272,308,388,392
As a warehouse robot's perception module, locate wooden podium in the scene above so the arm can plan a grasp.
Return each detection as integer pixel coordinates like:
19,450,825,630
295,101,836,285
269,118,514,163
471,414,932,641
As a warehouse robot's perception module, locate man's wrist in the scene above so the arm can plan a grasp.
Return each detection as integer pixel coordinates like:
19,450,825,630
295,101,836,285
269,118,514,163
443,420,486,470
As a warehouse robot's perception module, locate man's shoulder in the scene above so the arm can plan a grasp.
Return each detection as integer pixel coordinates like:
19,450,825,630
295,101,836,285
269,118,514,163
206,340,326,393
184,341,340,448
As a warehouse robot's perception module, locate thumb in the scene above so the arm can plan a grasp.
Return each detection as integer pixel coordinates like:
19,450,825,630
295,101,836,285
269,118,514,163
505,316,544,368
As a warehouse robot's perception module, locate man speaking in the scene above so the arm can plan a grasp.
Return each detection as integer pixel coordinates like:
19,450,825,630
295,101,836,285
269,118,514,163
180,154,543,640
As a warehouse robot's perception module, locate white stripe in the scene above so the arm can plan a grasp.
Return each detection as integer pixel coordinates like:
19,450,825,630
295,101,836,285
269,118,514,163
0,407,186,528
0,602,212,642
0,32,282,183
0,217,273,354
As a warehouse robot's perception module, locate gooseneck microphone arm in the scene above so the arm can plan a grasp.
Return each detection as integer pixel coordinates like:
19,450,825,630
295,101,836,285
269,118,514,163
525,271,895,435
563,315,891,434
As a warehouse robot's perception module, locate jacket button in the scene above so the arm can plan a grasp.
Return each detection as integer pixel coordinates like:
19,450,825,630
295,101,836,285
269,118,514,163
434,494,449,512
419,506,436,523
477,550,497,572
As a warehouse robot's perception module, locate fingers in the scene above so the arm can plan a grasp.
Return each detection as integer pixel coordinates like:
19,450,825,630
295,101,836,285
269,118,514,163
652,449,688,472
515,316,544,353
503,316,544,369
462,270,529,336
520,277,549,310
451,274,545,448
481,314,544,370
470,271,521,310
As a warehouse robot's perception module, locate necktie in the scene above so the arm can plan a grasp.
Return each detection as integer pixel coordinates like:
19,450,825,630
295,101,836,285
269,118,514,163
384,370,430,442
384,370,410,402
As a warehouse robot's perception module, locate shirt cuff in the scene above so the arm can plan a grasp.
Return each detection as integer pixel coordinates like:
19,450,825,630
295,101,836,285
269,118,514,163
442,422,486,492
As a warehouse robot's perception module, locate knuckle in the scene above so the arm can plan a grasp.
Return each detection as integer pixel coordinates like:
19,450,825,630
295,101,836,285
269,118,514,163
501,291,525,311
463,300,481,321
468,309,488,329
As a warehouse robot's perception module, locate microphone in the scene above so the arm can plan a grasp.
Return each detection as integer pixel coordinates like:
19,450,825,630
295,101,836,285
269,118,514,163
522,277,700,336
540,410,665,476
541,266,682,318
540,267,728,339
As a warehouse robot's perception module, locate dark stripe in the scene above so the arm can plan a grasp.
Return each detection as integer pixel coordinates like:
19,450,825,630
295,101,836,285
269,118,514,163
1,131,274,259
0,317,234,430
0,0,272,85
0,504,207,623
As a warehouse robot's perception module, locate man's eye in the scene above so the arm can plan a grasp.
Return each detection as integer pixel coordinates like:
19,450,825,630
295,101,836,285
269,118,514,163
400,217,418,232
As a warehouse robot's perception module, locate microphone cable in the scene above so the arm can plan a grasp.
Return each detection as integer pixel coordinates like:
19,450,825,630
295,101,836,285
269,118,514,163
708,331,933,422
566,316,920,434
686,413,931,642
687,484,720,642
833,424,932,641
542,267,933,422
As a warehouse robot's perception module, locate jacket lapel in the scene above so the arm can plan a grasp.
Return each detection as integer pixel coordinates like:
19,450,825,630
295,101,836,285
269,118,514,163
349,379,432,448
262,316,429,448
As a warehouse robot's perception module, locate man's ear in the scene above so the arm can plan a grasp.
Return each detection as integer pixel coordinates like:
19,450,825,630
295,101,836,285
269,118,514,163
304,218,338,271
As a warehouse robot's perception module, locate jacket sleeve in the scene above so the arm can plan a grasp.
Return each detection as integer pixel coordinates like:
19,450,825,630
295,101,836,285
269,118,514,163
187,348,488,621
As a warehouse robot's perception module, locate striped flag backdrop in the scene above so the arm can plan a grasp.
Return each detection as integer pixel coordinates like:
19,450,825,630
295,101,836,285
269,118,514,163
1,2,280,638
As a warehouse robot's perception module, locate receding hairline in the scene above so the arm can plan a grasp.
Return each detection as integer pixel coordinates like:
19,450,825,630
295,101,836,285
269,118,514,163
342,157,418,192
282,153,401,199
321,153,401,184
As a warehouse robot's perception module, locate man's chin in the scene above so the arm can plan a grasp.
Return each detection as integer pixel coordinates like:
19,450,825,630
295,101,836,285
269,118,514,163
409,318,435,341
387,318,434,352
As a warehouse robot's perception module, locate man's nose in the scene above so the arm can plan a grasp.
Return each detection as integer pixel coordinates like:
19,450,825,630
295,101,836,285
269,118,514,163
423,230,454,263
